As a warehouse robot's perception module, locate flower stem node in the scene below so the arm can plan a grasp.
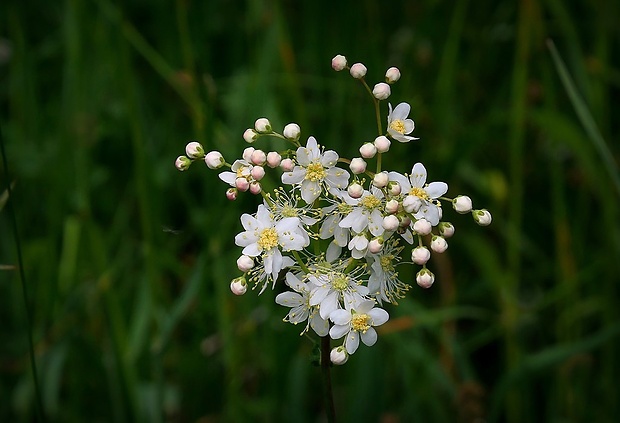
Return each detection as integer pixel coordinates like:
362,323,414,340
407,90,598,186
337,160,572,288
205,151,225,169
382,214,399,231
413,218,432,235
385,67,401,84
359,142,377,159
411,246,431,265
349,63,367,79
347,182,364,199
254,118,272,134
372,82,391,100
250,149,267,166
243,128,259,143
416,268,435,289
283,123,301,141
230,277,248,295
349,157,367,174
175,155,191,171
331,54,347,72
266,151,282,168
438,222,455,238
225,188,238,201
237,255,255,272
185,141,205,159
330,346,348,365
473,209,492,226
249,181,262,195
372,171,389,188
251,166,266,181
453,195,473,214
385,199,399,215
430,236,448,253
280,158,295,172
374,135,391,153
368,237,384,254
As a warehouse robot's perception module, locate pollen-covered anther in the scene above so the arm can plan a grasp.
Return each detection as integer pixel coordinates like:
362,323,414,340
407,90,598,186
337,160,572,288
351,313,371,333
305,162,327,182
390,119,406,134
257,228,279,250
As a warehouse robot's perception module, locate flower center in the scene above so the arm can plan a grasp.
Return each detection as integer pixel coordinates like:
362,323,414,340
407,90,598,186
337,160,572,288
390,119,406,134
409,186,429,200
305,162,326,182
337,203,353,214
281,205,298,217
257,228,279,251
380,254,394,272
351,313,371,333
332,273,349,291
360,194,381,210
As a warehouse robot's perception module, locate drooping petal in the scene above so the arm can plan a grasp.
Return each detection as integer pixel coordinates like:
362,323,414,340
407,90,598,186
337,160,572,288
285,272,305,291
344,330,360,354
329,324,349,340
326,241,342,262
360,327,378,346
410,163,427,188
425,181,448,199
275,291,304,307
368,308,390,326
269,249,283,278
333,226,349,247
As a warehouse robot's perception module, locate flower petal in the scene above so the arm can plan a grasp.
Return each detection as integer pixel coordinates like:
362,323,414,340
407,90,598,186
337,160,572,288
275,291,303,307
392,102,410,120
241,243,261,257
345,330,360,354
282,167,306,184
360,327,377,346
321,150,339,168
368,308,389,326
319,291,339,320
300,180,321,204
410,163,427,188
329,309,351,325
329,324,349,340
310,314,330,336
425,181,448,199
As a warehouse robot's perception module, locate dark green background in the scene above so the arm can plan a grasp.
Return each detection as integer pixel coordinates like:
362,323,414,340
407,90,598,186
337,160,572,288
2,0,619,421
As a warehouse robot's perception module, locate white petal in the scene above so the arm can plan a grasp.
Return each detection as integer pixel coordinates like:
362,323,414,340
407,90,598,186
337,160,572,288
241,243,261,257
281,167,306,184
353,235,368,251
410,163,427,188
275,291,303,307
329,324,349,340
310,314,330,337
234,231,257,247
296,147,312,166
326,242,342,262
321,150,339,167
218,171,236,186
345,330,360,354
425,181,448,199
368,308,389,326
403,119,415,134
288,305,309,324
388,171,411,191
300,180,321,204
320,215,339,239
330,309,352,325
256,205,273,226
368,209,385,237
339,209,360,229
309,285,329,306
325,167,350,190
360,327,378,346
276,217,301,233
305,136,320,160
319,292,340,320
333,226,349,247
269,249,283,278
285,272,305,291
392,102,410,120
355,299,376,314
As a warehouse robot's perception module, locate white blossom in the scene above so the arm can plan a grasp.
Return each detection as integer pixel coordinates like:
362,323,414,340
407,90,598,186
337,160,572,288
329,300,389,355
387,102,418,142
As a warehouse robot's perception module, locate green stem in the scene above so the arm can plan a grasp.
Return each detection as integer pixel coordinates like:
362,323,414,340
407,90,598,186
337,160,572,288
320,335,336,423
292,250,310,273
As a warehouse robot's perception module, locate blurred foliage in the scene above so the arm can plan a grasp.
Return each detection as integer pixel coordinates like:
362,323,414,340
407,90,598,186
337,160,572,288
1,0,619,422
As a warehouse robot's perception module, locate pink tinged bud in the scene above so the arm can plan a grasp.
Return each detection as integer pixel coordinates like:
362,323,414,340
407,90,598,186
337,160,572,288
250,165,265,181
439,222,455,238
359,142,377,159
243,128,259,143
266,151,282,168
280,158,295,172
473,209,492,226
237,255,255,272
373,171,389,188
368,238,384,254
235,177,250,192
226,188,238,200
382,215,400,231
330,346,348,365
242,147,255,162
385,199,399,214
249,181,262,195
388,181,401,196
374,135,391,153
453,195,473,214
254,117,272,133
250,149,267,165
411,246,431,265
372,82,391,100
283,123,301,140
185,141,204,159
403,195,422,213
349,158,367,174
385,67,401,84
349,62,367,79
416,269,435,289
230,277,247,295
204,151,225,169
431,236,448,253
413,218,432,235
175,155,191,171
347,182,364,198
331,55,347,71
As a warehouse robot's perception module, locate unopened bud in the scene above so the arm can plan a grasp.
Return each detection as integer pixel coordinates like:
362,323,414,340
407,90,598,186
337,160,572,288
403,195,422,213
373,172,389,188
385,67,401,84
205,151,225,169
230,277,247,295
430,236,448,253
226,188,238,200
359,142,377,159
349,157,367,174
235,177,250,192
416,269,435,289
249,181,262,195
382,215,400,231
331,55,347,71
453,195,473,214
283,123,301,141
250,149,267,166
237,255,254,272
387,181,401,196
413,218,432,235
250,166,265,181
243,128,259,143
347,182,364,198
330,346,348,365
349,63,367,79
438,222,455,238
242,147,255,162
385,199,399,214
374,135,391,153
372,82,391,100
280,158,295,172
185,141,204,159
266,151,282,168
175,155,191,171
473,209,492,226
254,118,272,133
411,246,431,265
368,237,384,254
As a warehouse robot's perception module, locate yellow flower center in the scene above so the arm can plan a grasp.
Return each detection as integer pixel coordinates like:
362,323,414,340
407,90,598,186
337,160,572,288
332,273,349,291
351,313,371,333
281,205,298,217
380,254,394,272
409,186,429,200
305,162,326,182
257,228,278,251
337,203,353,214
360,194,381,210
390,119,406,134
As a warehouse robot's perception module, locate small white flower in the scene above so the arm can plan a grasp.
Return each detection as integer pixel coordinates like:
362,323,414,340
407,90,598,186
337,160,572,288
254,118,272,133
275,272,329,336
431,236,448,253
205,151,225,169
367,239,409,304
330,346,348,365
319,191,355,248
359,142,377,159
308,263,369,320
473,209,492,226
387,102,418,142
281,136,350,204
219,160,253,188
185,141,204,159
416,268,435,288
331,54,347,71
339,187,386,238
329,300,389,355
283,123,301,141
385,67,401,84
453,195,473,214
372,82,391,100
175,156,191,171
349,63,367,79
349,158,367,174
243,128,258,143
411,246,431,265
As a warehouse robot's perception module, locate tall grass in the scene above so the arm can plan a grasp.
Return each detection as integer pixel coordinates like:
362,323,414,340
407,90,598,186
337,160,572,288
1,0,619,421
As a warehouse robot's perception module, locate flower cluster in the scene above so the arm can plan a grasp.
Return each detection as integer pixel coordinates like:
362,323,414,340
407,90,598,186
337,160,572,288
175,54,492,364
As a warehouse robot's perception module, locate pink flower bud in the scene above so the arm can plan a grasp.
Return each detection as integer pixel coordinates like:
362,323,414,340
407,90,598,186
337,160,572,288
382,215,399,231
249,181,262,195
330,346,348,365
374,135,391,153
204,151,224,169
250,166,265,181
283,123,301,140
237,255,254,272
439,222,455,238
411,246,431,265
226,188,238,201
347,182,364,198
242,147,255,162
331,55,347,71
385,199,399,214
453,195,473,214
349,157,367,174
185,141,204,159
473,209,492,226
280,158,295,172
349,63,367,79
416,269,435,289
372,82,391,100
250,149,267,165
431,236,448,253
388,181,401,196
235,177,250,192
230,277,247,295
243,128,258,143
254,118,272,133
413,218,432,235
368,238,384,254
373,172,389,188
175,155,191,171
385,67,401,84
359,142,377,159
266,151,282,168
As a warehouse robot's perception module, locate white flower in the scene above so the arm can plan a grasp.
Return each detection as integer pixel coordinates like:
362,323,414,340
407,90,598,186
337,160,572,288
389,163,448,226
387,102,418,142
234,204,309,281
319,191,355,248
219,159,253,187
367,239,409,304
266,188,317,246
275,272,329,336
329,300,389,355
372,82,391,100
281,136,350,204
308,264,369,320
331,54,347,71
339,187,385,238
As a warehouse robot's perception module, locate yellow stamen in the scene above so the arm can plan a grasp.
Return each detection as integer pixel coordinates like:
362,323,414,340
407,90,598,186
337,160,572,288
409,187,429,200
305,162,326,182
390,119,406,134
360,194,381,210
257,228,278,250
351,313,371,333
